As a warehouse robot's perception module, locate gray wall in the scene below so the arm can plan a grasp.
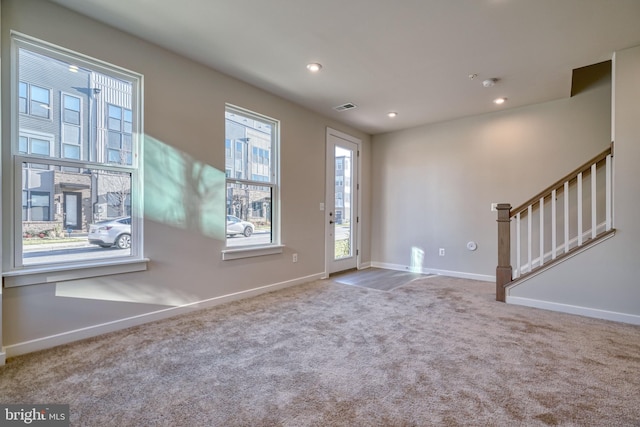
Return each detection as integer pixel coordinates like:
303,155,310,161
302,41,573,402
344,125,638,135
508,45,640,319
371,67,611,280
1,0,371,353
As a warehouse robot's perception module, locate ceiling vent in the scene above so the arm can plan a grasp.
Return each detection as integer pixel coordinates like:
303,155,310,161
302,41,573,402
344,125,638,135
333,102,357,112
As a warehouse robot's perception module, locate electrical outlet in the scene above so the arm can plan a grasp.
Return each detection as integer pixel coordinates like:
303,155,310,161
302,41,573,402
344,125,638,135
293,253,298,263
491,203,498,212
439,248,445,256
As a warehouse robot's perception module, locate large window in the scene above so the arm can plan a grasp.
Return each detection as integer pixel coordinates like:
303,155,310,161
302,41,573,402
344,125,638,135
6,33,143,279
224,106,279,249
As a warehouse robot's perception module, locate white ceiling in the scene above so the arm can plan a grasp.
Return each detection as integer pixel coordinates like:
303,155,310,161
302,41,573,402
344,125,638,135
51,0,640,135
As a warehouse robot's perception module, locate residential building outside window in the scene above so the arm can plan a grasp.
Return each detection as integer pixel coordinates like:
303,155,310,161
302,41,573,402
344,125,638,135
224,106,279,249
6,33,143,276
334,154,351,226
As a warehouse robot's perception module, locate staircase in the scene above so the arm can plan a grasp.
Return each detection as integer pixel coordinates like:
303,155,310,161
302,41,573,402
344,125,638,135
496,144,615,302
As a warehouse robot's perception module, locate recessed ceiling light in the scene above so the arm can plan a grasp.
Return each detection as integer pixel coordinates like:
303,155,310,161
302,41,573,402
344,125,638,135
387,112,398,118
493,97,507,105
306,63,322,72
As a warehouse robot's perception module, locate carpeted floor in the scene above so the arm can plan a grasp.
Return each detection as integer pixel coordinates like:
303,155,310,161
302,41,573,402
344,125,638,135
1,274,639,426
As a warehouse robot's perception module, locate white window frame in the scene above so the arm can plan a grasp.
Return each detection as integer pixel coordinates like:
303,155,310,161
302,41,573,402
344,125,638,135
221,104,282,260
3,32,147,287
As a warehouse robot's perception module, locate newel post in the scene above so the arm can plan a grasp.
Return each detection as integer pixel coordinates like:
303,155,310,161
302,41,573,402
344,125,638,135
496,203,512,302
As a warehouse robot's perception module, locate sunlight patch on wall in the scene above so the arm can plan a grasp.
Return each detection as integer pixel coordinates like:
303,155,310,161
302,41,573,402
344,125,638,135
410,246,425,273
144,135,225,239
55,278,197,306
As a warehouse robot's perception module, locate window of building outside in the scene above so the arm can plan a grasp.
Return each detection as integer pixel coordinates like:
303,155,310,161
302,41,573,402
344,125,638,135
61,93,82,159
7,34,143,276
224,106,279,249
19,82,51,119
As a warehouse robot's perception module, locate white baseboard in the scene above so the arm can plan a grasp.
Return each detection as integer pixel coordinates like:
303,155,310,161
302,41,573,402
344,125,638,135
359,261,372,270
370,262,495,282
0,351,6,366
3,273,324,359
507,296,640,326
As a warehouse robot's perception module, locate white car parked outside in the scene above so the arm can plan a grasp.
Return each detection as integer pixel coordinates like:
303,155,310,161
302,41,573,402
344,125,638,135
226,215,254,237
88,217,131,249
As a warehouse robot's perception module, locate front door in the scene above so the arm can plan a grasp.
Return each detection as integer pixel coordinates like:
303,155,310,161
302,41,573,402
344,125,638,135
64,192,81,230
325,128,360,275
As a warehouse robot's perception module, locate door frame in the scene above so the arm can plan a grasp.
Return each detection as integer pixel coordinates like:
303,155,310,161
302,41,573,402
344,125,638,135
324,127,361,277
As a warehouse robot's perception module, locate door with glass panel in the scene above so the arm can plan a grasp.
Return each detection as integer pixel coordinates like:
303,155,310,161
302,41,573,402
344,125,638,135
326,129,359,275
63,192,81,230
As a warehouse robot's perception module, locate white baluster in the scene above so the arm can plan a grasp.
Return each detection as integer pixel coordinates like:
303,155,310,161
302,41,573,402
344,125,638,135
527,205,532,273
564,181,569,253
539,197,544,267
551,189,557,260
591,163,597,239
606,154,612,231
516,212,521,278
577,172,583,247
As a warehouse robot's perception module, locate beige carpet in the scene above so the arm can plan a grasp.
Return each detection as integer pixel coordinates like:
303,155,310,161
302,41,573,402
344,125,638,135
1,275,639,426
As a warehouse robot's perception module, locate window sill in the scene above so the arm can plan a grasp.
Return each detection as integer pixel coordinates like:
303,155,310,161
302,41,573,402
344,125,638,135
2,258,150,287
221,245,284,261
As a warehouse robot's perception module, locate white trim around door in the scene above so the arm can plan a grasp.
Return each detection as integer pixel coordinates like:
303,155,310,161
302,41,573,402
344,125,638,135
325,128,361,277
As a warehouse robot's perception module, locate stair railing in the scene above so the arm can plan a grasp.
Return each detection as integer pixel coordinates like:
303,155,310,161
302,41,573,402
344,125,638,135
496,144,614,302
